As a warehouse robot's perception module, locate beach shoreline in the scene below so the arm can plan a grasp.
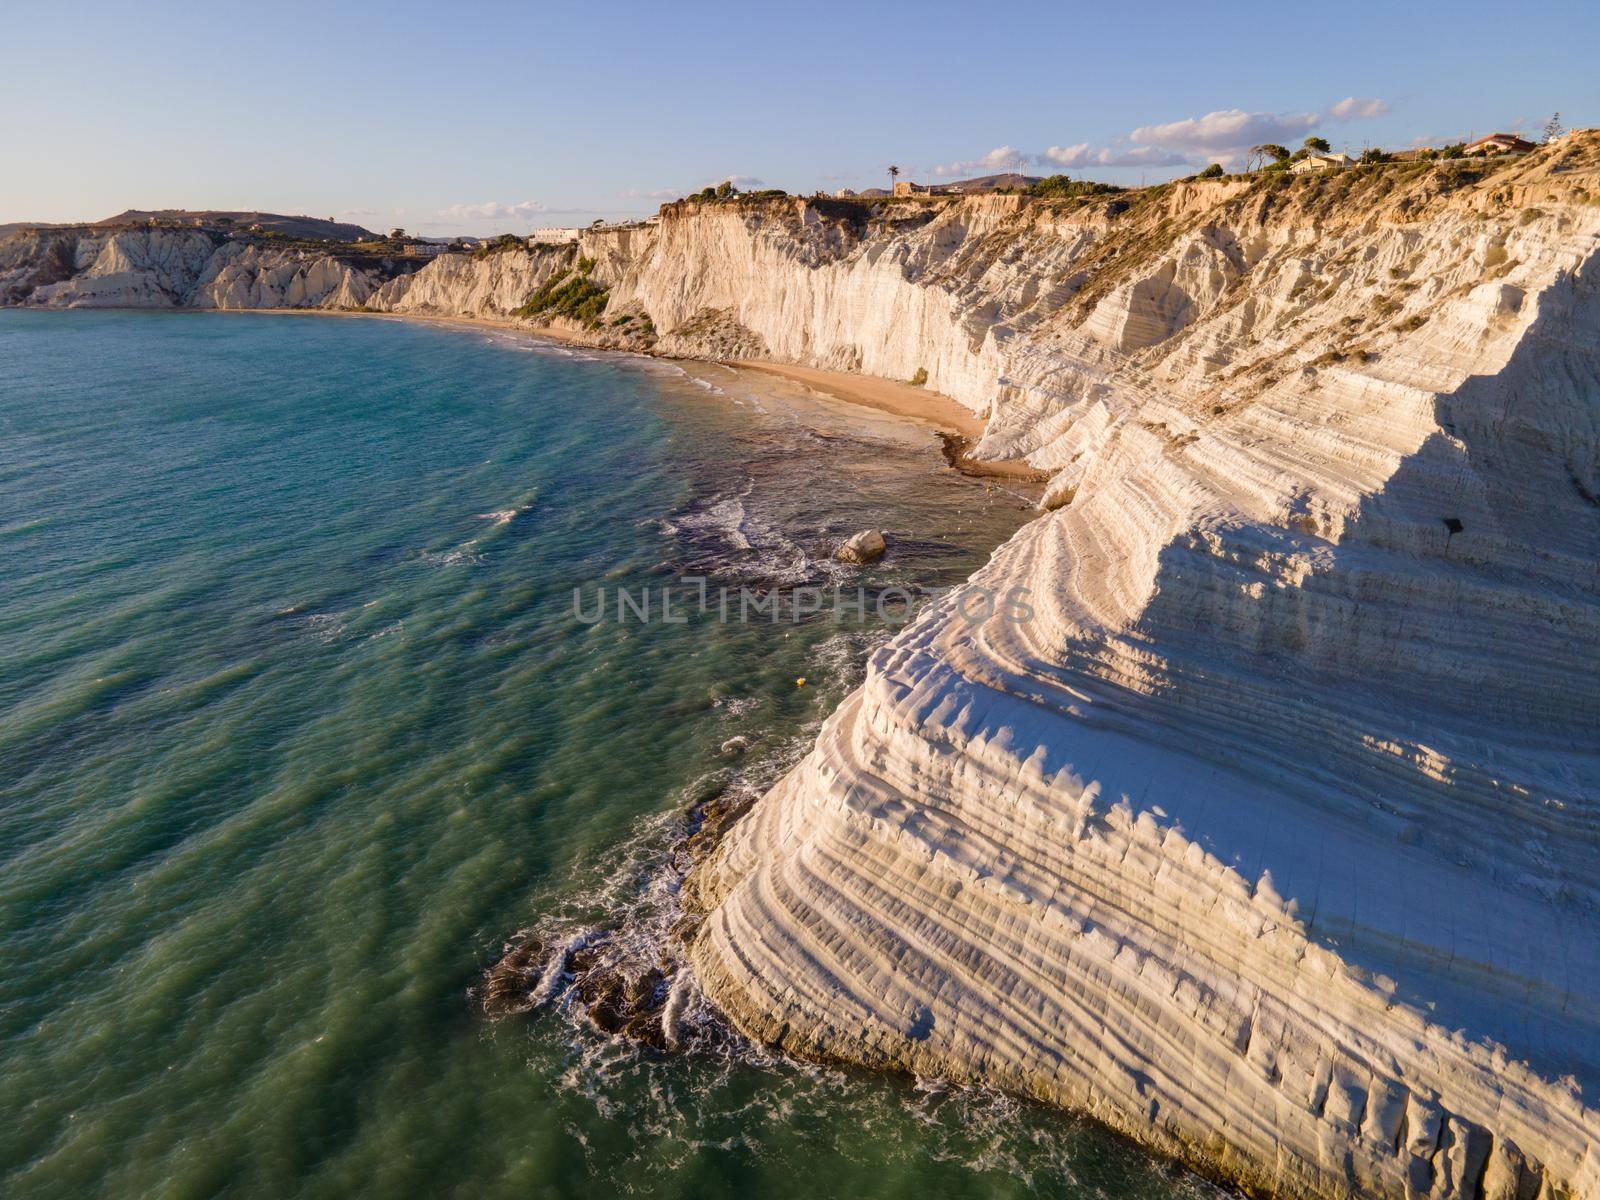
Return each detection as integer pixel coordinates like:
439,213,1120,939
720,360,1048,482
230,306,1049,484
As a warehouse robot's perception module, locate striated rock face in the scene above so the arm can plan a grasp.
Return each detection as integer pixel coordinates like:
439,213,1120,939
661,149,1600,1199
0,229,386,309
6,137,1600,1199
367,246,570,318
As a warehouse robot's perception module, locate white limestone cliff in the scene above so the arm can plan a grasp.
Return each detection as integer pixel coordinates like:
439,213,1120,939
0,228,382,309
5,138,1600,1199
366,246,568,318
668,148,1600,1200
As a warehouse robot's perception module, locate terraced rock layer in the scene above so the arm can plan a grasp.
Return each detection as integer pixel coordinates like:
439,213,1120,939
6,137,1600,1198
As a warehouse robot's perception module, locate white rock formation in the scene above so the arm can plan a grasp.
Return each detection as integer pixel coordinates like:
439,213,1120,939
6,138,1600,1198
0,229,383,309
675,147,1600,1200
367,246,569,318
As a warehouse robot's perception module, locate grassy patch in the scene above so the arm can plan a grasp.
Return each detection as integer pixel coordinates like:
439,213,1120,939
514,259,610,327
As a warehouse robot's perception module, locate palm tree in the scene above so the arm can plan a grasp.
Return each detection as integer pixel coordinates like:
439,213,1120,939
888,164,901,192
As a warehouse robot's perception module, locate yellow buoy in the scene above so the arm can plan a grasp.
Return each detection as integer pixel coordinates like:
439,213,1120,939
795,677,806,687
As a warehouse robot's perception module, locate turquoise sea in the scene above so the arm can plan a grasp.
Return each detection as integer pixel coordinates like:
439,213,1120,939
0,310,1213,1199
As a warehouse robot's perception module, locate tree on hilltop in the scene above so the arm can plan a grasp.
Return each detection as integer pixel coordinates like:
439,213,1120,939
1543,112,1565,143
1304,136,1331,153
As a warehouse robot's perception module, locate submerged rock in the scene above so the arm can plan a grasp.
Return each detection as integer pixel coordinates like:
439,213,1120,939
835,529,886,565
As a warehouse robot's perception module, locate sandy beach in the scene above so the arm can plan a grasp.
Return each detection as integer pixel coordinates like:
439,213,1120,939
725,361,986,438
722,361,1048,481
279,308,1047,482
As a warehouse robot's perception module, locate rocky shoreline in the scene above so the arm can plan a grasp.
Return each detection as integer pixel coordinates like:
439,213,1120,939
7,135,1600,1199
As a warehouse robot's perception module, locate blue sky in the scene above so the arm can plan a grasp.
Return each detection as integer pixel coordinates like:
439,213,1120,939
4,0,1596,235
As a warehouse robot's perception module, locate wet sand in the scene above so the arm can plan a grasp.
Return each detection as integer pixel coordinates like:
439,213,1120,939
723,362,1048,482
254,309,1048,482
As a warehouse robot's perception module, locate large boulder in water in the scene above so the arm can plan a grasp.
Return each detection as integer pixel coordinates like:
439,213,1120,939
835,529,886,565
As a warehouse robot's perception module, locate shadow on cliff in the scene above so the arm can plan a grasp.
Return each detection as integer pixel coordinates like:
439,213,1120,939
1035,252,1600,1085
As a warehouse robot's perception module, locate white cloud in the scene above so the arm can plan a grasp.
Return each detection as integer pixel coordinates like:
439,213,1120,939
1328,96,1390,121
620,187,679,201
1040,143,1091,167
1042,143,1192,169
1127,98,1390,161
946,97,1389,182
438,200,546,221
1129,107,1323,156
1055,97,1396,168
934,145,1032,177
337,208,379,217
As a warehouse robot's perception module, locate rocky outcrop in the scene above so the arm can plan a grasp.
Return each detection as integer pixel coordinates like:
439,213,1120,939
366,245,571,318
7,137,1600,1198
0,228,390,309
835,529,886,564
674,144,1600,1200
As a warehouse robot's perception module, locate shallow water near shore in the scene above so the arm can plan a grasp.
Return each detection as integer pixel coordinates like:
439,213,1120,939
0,309,1215,1199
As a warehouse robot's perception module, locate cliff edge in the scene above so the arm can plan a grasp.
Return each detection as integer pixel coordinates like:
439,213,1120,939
6,138,1600,1199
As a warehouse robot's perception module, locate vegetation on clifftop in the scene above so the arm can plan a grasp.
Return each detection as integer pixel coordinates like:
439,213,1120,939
1026,175,1125,200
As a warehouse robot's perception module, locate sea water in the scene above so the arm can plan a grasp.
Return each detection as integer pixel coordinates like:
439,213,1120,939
0,310,1214,1199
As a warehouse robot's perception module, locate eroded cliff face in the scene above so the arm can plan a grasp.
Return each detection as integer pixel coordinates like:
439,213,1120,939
0,228,386,309
6,140,1600,1199
665,151,1600,1199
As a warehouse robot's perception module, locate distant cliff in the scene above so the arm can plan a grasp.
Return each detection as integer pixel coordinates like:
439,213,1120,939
0,227,404,310
7,137,1600,1200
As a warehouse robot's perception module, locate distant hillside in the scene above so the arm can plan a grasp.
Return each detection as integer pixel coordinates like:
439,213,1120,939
938,172,1042,192
0,221,71,239
843,173,1042,199
96,210,377,242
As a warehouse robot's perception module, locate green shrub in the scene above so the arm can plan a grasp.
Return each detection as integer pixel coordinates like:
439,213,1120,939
1197,163,1226,179
514,267,611,327
909,367,928,387
1026,175,1125,200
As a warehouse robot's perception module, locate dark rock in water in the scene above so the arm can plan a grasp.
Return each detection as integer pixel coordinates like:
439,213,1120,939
835,529,886,565
479,935,547,1017
476,738,762,1049
574,958,671,1046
